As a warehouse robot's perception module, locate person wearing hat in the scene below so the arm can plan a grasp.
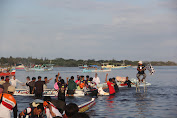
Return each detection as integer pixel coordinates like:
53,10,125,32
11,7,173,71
7,85,16,95
136,61,146,82
2,76,11,93
0,85,17,118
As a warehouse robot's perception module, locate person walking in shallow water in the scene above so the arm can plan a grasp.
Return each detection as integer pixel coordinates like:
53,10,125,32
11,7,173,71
32,76,45,98
124,76,134,88
105,74,115,95
93,73,100,85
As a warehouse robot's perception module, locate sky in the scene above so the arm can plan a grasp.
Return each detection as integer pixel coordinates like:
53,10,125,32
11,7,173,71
0,0,177,62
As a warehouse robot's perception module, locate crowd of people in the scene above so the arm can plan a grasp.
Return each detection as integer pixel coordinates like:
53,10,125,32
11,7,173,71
0,61,147,118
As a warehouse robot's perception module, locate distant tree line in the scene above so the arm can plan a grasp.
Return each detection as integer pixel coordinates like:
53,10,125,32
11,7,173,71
0,56,176,67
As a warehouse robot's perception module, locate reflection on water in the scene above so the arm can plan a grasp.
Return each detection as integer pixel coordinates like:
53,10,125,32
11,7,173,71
106,95,115,109
134,93,152,117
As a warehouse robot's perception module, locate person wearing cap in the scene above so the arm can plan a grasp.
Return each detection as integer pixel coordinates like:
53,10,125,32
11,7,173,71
2,76,11,93
0,76,5,85
0,85,17,118
136,61,146,82
7,85,16,95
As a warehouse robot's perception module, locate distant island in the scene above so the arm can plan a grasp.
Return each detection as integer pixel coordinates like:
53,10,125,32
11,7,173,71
0,56,177,67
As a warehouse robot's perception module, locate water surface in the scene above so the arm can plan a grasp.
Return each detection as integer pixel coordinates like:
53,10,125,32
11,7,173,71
14,66,177,118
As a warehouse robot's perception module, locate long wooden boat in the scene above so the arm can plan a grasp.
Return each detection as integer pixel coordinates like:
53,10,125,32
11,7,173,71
14,89,85,97
78,98,96,112
97,78,151,88
14,87,109,96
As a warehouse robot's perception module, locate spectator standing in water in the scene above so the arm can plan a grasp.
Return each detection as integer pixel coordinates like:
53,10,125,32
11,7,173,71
112,77,119,92
33,76,45,98
56,73,67,102
44,76,53,89
10,76,23,88
24,76,31,90
28,77,36,94
105,74,115,95
66,76,77,96
124,76,134,88
93,73,100,85
57,78,67,102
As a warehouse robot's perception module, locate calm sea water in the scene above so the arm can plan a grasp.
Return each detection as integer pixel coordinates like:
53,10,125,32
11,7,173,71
14,66,177,118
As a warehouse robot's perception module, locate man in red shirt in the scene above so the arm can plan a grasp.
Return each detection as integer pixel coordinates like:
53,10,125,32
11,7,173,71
105,74,115,95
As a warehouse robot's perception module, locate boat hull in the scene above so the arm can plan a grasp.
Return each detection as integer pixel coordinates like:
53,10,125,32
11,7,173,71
14,87,109,96
0,72,15,77
97,79,151,88
83,68,111,73
25,66,53,71
78,98,96,112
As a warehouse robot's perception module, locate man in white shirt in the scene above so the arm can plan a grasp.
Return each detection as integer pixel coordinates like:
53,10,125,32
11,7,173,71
93,73,100,85
10,76,22,88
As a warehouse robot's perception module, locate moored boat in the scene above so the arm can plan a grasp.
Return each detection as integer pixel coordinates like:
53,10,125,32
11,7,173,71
15,63,25,70
101,62,131,69
25,64,54,71
0,68,16,77
82,68,111,73
78,64,88,69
